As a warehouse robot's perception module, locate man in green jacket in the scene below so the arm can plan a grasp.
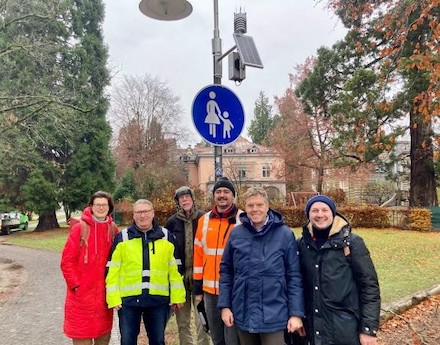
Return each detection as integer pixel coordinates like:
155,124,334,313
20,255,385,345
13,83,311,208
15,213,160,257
106,199,185,345
165,186,211,345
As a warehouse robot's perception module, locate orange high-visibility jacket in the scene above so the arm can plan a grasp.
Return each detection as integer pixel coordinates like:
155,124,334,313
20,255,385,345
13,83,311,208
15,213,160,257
193,206,242,295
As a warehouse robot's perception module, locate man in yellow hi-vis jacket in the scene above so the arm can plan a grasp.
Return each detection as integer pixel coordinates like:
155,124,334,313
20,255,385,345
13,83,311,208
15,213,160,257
106,199,185,345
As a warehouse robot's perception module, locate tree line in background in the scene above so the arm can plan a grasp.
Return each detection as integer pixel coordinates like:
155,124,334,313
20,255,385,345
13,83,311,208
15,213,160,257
0,0,114,230
0,0,189,231
249,0,439,207
0,0,438,232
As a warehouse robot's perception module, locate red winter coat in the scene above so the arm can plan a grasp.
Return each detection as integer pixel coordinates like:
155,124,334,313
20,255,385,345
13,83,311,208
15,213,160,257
60,207,118,339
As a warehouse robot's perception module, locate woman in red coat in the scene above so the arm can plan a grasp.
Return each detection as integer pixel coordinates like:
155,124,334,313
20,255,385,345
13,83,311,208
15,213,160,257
61,191,118,345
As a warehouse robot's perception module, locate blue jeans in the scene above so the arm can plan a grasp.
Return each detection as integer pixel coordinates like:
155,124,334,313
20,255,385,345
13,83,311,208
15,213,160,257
204,292,240,345
118,304,169,345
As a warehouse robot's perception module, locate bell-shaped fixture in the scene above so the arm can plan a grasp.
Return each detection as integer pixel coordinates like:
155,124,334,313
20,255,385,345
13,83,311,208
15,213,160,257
139,0,193,21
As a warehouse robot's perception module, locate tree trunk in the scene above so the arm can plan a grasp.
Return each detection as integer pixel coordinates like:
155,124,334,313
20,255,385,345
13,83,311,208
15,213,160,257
409,111,437,207
316,166,324,194
34,210,60,232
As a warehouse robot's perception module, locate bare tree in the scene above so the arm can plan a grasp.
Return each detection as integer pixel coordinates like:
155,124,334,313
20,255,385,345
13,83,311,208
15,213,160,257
109,74,183,137
109,74,187,187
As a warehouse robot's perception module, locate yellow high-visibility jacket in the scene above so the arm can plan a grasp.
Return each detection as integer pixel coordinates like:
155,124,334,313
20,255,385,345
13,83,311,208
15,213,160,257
106,224,185,308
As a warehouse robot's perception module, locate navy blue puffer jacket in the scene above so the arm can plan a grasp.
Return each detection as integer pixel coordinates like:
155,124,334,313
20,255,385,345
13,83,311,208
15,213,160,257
218,209,304,333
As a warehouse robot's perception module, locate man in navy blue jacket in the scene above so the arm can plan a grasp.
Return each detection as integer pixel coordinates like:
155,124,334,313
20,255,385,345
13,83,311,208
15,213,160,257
218,187,304,345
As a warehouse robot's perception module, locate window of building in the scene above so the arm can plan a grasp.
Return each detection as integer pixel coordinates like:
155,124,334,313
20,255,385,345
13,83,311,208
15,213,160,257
224,148,234,153
262,164,270,178
239,167,247,180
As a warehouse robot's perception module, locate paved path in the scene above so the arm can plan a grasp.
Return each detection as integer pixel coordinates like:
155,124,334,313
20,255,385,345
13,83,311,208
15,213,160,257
0,243,120,345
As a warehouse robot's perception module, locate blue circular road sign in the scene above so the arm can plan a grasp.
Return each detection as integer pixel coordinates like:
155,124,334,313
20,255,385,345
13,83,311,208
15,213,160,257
192,84,244,146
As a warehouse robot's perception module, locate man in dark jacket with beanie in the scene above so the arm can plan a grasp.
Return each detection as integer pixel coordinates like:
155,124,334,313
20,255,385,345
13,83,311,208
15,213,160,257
165,187,211,345
298,195,381,345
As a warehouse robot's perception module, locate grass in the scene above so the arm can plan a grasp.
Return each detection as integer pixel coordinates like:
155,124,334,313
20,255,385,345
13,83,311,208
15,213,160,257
5,226,440,303
3,226,440,345
355,228,440,302
6,227,70,251
298,227,440,303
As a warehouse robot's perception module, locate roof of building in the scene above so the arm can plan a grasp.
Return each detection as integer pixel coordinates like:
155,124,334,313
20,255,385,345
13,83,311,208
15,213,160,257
194,136,273,155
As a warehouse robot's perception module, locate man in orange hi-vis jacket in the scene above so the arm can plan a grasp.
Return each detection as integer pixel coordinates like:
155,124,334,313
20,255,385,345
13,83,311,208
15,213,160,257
194,177,242,345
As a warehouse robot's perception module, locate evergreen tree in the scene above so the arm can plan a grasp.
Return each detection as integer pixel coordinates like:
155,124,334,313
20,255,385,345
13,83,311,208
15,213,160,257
0,0,114,228
59,0,115,220
113,169,136,202
248,91,277,145
321,0,438,206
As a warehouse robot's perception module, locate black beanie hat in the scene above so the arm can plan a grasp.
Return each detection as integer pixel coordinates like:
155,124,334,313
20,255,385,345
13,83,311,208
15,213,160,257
213,177,236,197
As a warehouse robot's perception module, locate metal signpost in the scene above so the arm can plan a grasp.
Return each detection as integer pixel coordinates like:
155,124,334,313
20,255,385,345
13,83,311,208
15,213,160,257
139,0,263,181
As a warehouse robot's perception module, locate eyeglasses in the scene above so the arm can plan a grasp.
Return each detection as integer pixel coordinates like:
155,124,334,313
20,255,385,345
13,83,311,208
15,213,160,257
133,209,154,215
93,203,109,208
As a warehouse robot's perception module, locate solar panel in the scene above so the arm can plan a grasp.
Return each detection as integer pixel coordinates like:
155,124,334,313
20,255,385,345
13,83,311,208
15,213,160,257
233,33,264,69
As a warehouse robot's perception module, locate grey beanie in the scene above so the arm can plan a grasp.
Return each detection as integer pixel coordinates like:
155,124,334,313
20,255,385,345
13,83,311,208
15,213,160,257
174,186,195,204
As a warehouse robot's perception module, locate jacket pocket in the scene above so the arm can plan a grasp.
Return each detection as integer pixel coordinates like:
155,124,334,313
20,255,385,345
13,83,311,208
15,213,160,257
231,277,247,323
262,277,288,323
330,310,359,345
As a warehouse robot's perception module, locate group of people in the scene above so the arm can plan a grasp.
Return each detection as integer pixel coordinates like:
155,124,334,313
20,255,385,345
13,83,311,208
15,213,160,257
60,178,381,345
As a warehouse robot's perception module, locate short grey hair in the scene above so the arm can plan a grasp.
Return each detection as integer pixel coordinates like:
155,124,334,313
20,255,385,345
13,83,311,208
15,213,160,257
133,199,154,209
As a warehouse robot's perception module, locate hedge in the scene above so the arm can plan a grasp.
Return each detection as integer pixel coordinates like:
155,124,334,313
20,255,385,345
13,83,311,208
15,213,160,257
114,200,432,232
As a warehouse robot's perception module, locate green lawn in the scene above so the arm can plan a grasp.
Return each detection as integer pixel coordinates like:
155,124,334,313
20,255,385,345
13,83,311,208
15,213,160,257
355,228,440,303
292,227,440,303
5,227,440,303
4,226,440,345
6,229,69,251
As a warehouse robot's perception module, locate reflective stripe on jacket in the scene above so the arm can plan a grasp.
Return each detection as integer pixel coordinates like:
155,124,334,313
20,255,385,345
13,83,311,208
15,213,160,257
193,207,242,295
106,226,185,308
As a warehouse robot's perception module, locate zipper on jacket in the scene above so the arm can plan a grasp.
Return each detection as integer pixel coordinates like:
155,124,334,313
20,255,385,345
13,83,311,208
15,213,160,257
213,221,222,294
222,223,233,245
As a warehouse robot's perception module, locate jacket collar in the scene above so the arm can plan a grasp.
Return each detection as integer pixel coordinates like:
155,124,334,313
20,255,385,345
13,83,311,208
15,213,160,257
127,220,165,240
239,209,284,235
211,204,238,219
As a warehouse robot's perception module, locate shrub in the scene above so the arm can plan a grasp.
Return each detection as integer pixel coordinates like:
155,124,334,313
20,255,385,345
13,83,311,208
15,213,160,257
326,188,347,205
401,208,431,231
341,206,391,228
275,205,431,231
115,199,432,232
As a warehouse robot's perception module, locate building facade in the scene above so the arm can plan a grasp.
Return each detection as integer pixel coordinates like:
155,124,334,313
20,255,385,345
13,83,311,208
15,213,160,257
179,136,286,202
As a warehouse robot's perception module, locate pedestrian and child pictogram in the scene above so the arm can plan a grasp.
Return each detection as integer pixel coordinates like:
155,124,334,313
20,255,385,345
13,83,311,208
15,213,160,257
192,85,244,146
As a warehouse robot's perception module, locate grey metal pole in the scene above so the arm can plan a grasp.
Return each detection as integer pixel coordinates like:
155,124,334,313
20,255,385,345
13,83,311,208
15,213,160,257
212,0,223,181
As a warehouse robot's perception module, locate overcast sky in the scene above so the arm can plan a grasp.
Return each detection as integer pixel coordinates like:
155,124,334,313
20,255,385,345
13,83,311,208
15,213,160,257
102,0,347,143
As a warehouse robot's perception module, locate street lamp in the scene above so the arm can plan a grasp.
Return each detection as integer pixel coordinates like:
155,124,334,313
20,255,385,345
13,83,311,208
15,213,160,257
139,0,262,181
139,0,224,181
139,0,193,21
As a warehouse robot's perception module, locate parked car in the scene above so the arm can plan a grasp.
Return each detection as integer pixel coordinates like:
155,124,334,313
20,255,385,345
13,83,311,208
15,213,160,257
1,211,29,235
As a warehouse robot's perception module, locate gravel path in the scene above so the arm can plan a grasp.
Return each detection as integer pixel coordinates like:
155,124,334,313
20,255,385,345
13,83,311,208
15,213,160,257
0,243,120,345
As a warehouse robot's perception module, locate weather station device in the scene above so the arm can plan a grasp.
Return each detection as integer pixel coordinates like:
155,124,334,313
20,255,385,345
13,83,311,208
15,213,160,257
138,0,264,179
